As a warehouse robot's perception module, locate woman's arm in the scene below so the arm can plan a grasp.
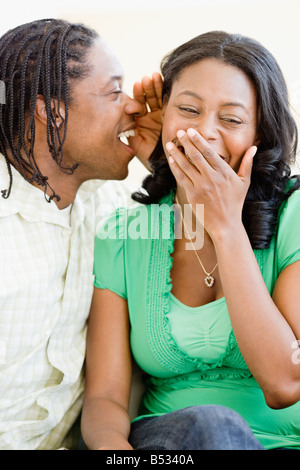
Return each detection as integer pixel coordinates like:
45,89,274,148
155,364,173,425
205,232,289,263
213,224,300,409
167,128,300,409
81,287,133,450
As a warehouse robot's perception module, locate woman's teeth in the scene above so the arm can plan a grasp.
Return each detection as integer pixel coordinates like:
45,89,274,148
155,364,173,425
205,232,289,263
172,138,186,155
118,129,135,145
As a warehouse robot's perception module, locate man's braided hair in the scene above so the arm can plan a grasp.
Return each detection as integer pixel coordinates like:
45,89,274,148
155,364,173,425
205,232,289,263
0,18,98,201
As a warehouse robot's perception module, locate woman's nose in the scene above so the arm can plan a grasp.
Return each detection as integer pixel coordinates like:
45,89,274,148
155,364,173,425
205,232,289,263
196,115,218,141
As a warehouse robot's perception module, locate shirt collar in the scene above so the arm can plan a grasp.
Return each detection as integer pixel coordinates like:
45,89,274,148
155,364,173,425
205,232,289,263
0,154,104,228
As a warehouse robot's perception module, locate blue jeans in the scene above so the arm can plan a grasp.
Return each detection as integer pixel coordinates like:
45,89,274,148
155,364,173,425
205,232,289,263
129,405,264,450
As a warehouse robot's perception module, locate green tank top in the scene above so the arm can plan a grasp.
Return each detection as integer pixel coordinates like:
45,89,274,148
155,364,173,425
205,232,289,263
94,189,300,450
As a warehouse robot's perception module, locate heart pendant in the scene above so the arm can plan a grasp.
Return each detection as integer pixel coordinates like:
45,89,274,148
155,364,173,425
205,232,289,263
204,275,215,287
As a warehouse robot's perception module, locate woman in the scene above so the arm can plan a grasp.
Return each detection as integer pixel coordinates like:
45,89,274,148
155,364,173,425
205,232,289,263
81,31,300,450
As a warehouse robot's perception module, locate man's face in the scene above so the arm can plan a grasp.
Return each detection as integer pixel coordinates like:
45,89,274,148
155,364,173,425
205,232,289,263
62,38,143,182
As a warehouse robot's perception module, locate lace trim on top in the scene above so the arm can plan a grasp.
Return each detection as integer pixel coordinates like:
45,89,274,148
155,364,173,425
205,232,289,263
145,191,251,378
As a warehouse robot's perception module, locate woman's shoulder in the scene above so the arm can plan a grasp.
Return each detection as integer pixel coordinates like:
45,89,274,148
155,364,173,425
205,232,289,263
274,180,300,271
278,180,300,225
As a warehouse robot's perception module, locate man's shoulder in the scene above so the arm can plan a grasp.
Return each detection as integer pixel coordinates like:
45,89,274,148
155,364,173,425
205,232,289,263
78,179,138,207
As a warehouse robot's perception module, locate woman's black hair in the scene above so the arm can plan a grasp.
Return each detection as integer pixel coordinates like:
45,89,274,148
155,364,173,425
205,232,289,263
0,18,98,201
132,31,300,249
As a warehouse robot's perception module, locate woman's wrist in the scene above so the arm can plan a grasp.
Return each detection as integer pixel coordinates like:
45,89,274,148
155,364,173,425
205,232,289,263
208,219,246,247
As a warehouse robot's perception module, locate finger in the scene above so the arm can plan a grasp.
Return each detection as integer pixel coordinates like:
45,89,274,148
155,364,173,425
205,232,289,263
166,141,198,184
179,128,224,172
132,81,147,106
176,129,205,169
140,75,162,111
151,72,163,109
237,146,257,183
167,152,195,190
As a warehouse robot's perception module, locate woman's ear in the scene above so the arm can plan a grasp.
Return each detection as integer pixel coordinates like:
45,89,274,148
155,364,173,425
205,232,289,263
254,135,261,147
35,94,65,127
254,128,262,147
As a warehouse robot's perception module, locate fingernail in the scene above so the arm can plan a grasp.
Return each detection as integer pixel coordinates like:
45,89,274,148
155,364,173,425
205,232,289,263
166,142,173,152
169,156,175,163
177,130,185,138
187,128,196,137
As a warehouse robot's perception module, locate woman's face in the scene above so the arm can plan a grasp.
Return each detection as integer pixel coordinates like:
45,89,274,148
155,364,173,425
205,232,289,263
162,58,259,172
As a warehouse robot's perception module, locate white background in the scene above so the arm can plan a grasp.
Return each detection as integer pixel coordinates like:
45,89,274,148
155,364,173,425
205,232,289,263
1,0,300,183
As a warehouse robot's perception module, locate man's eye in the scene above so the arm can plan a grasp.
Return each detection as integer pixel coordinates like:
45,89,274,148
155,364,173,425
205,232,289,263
112,89,123,98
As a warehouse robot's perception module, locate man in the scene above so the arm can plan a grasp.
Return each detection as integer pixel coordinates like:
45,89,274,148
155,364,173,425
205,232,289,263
0,18,162,449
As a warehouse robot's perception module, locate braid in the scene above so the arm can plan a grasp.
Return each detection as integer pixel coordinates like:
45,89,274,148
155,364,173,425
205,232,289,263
0,19,98,201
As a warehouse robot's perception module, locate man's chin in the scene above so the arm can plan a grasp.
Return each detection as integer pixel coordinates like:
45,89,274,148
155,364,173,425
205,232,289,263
108,168,129,181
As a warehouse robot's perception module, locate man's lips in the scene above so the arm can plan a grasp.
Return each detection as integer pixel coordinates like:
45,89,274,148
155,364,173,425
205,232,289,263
118,129,136,156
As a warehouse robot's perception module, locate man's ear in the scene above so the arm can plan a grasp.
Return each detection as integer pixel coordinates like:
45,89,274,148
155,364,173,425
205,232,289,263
35,94,65,128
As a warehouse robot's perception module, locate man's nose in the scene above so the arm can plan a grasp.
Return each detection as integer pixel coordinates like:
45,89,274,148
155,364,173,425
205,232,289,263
123,94,145,116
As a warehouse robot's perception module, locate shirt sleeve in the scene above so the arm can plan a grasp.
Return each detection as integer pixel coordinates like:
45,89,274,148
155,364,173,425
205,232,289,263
93,208,127,299
276,187,300,272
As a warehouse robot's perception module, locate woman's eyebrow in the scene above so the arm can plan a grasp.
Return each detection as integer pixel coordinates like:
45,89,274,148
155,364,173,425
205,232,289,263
221,101,248,111
178,90,203,100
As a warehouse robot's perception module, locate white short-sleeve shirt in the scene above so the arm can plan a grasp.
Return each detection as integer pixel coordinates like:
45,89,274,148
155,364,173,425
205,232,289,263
0,155,134,449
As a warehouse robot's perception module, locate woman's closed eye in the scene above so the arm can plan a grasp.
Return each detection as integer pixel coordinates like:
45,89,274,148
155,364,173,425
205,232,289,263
178,106,199,115
220,116,245,127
